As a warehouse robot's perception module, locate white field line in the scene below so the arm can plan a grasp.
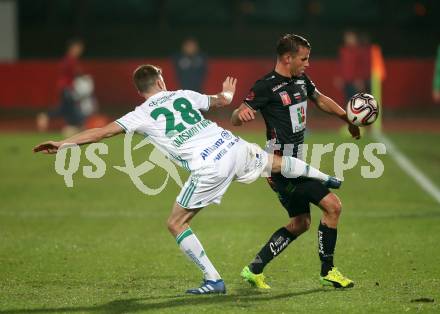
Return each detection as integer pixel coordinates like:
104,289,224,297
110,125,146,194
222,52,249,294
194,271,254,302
373,132,440,204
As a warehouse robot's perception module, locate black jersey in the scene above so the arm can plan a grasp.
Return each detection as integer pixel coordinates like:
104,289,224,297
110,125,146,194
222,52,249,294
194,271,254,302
244,71,316,158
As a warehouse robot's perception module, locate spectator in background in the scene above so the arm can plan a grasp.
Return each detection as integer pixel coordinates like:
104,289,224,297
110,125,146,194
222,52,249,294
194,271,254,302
433,44,440,104
37,38,86,136
335,30,371,103
173,37,207,92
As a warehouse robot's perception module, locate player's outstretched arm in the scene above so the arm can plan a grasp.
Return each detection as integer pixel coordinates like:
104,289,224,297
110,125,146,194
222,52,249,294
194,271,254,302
313,91,360,139
33,122,124,154
209,76,237,108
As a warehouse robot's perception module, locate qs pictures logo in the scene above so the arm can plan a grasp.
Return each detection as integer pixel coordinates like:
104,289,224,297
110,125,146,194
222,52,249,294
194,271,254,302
54,132,183,195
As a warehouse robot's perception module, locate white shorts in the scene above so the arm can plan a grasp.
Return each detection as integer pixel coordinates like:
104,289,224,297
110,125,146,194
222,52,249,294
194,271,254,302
176,139,269,209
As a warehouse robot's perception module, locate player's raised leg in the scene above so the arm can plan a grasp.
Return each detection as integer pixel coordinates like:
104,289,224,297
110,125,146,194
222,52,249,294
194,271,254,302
167,202,226,294
318,193,354,288
270,154,342,189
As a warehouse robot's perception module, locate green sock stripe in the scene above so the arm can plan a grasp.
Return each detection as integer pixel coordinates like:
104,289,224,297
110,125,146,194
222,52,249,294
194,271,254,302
176,228,193,245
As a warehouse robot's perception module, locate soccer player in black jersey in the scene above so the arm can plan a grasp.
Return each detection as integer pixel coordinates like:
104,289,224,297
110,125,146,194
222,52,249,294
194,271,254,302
231,34,360,289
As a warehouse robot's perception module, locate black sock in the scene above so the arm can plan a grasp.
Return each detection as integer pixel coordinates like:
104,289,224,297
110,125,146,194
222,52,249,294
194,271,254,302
249,227,297,274
318,221,337,276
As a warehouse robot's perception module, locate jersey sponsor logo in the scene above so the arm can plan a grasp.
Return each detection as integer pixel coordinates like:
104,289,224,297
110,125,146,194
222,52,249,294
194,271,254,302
296,106,306,123
279,91,292,106
221,130,232,140
200,138,225,160
226,136,240,149
271,82,289,92
294,92,302,101
288,100,307,132
148,92,176,107
213,148,228,162
245,90,255,101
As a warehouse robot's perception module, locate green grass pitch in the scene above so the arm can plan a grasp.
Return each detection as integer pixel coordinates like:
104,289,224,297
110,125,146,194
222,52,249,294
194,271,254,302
0,131,439,313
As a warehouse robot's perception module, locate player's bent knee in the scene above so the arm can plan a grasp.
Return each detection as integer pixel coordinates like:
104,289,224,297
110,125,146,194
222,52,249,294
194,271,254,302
328,199,342,217
303,218,311,231
286,223,301,235
298,217,311,233
321,193,342,217
166,217,179,234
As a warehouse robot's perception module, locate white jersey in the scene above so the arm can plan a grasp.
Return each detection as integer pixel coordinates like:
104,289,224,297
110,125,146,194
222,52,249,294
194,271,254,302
116,90,239,171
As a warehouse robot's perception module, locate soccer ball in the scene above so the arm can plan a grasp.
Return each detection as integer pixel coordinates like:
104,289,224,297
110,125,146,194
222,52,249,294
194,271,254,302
346,93,379,127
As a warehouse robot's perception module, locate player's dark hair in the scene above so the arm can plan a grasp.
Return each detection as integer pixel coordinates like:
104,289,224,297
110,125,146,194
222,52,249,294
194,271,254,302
276,34,311,56
133,64,162,93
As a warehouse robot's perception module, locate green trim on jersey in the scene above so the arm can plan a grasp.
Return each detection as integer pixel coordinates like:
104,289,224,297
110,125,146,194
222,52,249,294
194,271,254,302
179,181,197,207
176,227,193,245
170,153,191,171
115,120,128,132
181,160,190,171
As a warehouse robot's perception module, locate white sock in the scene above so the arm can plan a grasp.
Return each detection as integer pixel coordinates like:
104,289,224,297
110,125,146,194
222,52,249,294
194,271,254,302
281,156,330,181
176,228,221,281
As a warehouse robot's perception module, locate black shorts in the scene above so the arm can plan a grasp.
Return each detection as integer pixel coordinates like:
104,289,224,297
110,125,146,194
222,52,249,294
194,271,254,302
267,174,330,217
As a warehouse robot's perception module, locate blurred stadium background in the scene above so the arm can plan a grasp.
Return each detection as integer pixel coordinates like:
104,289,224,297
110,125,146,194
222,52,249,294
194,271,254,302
1,0,439,313
1,0,439,126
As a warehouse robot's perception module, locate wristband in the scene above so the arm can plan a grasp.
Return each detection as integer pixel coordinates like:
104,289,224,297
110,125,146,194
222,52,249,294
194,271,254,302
222,92,233,103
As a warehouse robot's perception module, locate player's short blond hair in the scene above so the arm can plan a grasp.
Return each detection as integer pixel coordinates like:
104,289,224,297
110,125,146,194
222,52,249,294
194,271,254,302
133,64,162,93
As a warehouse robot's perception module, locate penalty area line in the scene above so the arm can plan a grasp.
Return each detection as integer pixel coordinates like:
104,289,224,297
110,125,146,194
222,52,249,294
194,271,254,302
373,132,440,205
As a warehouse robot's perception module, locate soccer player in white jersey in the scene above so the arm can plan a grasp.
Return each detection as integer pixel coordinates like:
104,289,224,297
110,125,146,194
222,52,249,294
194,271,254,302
33,64,341,295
